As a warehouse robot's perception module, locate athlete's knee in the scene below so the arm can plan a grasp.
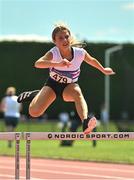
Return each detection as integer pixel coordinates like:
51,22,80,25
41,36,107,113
73,90,83,100
29,105,43,117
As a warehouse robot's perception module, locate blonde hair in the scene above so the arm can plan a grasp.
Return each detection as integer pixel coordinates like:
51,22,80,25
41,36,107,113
52,22,86,48
6,86,16,95
52,22,71,41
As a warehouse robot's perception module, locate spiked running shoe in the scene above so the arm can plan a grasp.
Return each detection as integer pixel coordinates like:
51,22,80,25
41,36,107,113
17,90,39,103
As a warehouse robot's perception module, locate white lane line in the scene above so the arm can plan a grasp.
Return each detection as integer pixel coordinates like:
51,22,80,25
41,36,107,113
0,174,43,180
0,166,133,180
0,174,25,179
29,161,134,173
30,169,134,180
1,160,134,174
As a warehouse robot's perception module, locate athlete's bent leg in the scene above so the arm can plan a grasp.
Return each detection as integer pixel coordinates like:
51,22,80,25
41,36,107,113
29,86,56,117
63,83,96,134
63,83,88,120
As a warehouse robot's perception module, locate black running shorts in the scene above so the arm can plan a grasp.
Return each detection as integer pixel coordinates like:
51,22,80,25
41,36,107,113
45,77,78,97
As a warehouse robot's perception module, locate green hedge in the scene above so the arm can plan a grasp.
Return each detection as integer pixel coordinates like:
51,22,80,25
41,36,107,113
0,42,134,120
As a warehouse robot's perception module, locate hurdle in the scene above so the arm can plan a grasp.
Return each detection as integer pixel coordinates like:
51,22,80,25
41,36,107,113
1,132,134,180
0,132,21,180
23,132,134,180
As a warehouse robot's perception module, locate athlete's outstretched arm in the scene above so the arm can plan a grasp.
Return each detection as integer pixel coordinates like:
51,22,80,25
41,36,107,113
84,51,115,75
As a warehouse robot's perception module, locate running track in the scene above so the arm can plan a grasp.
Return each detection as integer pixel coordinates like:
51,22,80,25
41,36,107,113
0,156,134,179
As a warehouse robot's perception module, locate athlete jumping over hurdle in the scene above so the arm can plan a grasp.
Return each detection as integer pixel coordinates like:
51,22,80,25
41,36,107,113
17,23,115,134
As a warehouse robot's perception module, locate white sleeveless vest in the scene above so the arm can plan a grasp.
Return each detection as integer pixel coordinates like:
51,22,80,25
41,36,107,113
4,96,21,118
49,46,86,83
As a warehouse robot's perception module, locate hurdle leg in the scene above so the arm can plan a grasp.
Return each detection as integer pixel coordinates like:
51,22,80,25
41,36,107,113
15,133,21,180
26,133,31,180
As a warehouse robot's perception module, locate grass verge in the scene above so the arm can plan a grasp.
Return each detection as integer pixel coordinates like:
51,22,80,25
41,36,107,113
0,120,134,164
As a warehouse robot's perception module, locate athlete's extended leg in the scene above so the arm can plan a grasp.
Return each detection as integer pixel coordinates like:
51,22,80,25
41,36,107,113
62,83,96,134
29,86,56,117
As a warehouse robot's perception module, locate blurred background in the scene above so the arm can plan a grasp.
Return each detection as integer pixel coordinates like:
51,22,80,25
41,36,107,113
0,0,134,157
0,0,134,131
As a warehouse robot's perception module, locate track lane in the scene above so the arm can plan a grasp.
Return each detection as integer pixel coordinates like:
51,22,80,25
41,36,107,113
0,156,134,179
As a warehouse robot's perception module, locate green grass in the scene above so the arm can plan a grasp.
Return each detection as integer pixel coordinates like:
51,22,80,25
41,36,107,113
0,139,134,164
0,120,60,132
0,119,118,132
0,120,134,164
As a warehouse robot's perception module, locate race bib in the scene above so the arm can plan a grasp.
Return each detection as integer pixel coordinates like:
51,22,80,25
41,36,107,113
50,71,72,83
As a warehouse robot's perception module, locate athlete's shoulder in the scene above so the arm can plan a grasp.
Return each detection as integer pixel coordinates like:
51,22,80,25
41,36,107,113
73,47,86,58
73,46,86,52
49,46,58,52
49,46,59,60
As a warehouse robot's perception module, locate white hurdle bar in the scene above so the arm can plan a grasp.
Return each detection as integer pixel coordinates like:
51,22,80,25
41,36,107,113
1,132,134,180
23,132,134,180
0,132,21,180
23,132,134,140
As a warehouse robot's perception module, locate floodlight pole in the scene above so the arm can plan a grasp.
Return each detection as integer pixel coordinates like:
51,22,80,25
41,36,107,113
105,45,122,120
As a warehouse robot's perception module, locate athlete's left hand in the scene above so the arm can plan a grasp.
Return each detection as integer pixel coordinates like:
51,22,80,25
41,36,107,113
103,67,115,75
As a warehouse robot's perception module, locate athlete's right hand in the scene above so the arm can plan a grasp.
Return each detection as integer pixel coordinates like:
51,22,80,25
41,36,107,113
58,59,72,68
